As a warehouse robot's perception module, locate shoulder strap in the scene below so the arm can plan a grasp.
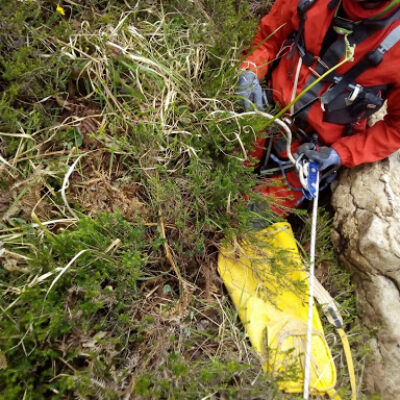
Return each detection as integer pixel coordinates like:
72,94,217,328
321,23,400,106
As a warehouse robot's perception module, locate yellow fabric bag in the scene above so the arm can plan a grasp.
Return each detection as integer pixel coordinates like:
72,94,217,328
218,222,340,398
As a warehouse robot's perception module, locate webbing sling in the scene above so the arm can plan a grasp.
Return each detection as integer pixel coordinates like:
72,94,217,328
292,4,400,121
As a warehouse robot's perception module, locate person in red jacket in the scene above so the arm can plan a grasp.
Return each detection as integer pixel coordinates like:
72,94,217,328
239,0,400,216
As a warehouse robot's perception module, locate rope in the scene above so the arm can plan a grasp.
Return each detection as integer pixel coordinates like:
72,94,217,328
303,171,320,399
253,113,356,400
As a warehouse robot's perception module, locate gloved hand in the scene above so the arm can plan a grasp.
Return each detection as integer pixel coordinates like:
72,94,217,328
237,70,264,111
295,143,341,171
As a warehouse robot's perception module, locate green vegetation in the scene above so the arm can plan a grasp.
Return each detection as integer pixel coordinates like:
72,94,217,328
0,1,375,399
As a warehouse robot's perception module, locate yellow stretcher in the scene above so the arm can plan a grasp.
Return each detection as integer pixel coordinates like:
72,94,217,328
218,222,356,399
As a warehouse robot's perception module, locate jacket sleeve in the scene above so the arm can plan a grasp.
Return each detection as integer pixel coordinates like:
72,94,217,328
331,85,400,167
240,0,298,80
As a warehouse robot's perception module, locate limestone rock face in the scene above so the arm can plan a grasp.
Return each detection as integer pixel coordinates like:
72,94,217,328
331,151,400,398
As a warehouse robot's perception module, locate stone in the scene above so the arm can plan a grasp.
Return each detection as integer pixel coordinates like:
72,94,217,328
331,149,400,398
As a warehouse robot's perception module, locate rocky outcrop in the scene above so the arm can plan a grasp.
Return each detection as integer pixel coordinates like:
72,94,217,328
331,151,400,398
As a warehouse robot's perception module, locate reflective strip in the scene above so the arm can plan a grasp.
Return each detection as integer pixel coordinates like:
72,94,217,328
379,24,400,53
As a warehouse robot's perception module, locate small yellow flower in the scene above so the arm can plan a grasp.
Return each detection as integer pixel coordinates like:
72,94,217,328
56,5,65,16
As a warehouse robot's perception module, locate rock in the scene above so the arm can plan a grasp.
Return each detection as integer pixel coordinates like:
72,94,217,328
331,150,400,399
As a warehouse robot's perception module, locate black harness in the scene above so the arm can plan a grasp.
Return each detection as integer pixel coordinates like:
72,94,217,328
291,0,400,126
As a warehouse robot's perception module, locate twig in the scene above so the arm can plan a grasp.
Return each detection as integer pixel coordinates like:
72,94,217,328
158,205,184,287
0,132,34,139
14,150,75,164
105,239,121,253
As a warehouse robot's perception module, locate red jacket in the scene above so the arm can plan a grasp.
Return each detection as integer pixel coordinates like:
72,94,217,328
241,0,400,167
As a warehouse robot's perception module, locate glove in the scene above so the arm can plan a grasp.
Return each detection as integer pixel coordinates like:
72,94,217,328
237,71,264,111
295,143,341,171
